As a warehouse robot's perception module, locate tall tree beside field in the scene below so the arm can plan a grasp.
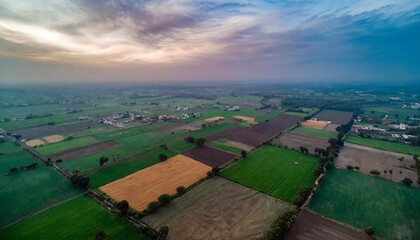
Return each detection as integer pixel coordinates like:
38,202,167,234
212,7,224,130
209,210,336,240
241,150,247,158
159,154,168,162
99,156,109,166
115,200,129,214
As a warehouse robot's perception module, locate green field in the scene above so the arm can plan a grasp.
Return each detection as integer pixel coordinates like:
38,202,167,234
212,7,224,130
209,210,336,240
0,147,80,227
291,127,338,139
190,123,236,138
221,145,319,202
86,148,177,188
0,196,148,239
0,142,21,154
362,106,419,122
35,136,98,156
346,135,420,155
206,142,242,155
310,168,420,240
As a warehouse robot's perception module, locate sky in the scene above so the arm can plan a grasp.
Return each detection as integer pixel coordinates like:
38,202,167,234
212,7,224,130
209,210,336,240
0,0,419,84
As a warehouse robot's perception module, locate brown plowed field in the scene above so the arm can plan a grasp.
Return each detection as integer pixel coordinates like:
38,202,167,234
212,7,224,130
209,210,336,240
182,145,237,167
273,133,330,154
336,143,419,186
50,141,119,161
205,114,303,147
301,120,328,129
233,115,256,124
25,139,45,147
99,154,211,211
144,177,292,240
285,209,371,240
205,116,225,122
43,134,65,143
14,122,92,139
325,123,340,131
313,110,353,125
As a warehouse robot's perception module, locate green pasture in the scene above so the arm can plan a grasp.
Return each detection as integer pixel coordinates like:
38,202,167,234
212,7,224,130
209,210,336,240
346,135,420,155
291,127,338,139
35,136,98,156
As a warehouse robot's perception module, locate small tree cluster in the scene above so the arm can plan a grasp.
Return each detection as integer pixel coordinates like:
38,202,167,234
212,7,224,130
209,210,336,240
293,187,312,207
115,200,129,214
299,146,309,154
99,156,109,166
8,162,38,175
176,186,186,196
369,170,380,176
69,175,90,189
195,137,207,145
159,154,168,162
401,177,413,186
184,136,195,143
262,207,298,240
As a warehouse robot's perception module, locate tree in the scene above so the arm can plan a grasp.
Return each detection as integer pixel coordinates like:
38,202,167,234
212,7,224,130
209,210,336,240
158,194,172,205
401,177,413,186
159,154,168,162
212,166,220,175
69,175,90,189
147,201,159,212
195,137,207,145
398,157,404,165
115,200,129,214
241,150,247,158
299,146,308,154
99,156,109,166
176,186,186,195
8,167,18,175
369,170,380,176
364,227,374,236
184,136,195,143
157,226,169,240
95,230,106,240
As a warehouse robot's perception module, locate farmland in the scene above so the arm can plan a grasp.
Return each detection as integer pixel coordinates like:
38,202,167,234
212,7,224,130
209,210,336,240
0,145,80,227
86,148,177,188
182,145,237,167
291,127,338,139
13,121,93,139
346,135,420,155
206,141,242,154
285,209,372,240
222,145,319,202
0,196,147,240
35,136,99,156
273,132,330,154
336,143,419,186
99,154,211,211
310,168,420,240
50,141,119,161
144,177,292,240
313,110,353,125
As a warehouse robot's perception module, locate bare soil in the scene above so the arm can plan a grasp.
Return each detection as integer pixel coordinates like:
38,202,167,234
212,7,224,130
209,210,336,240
25,139,45,147
42,134,65,143
285,208,372,240
100,154,211,211
325,123,340,131
273,133,330,154
50,141,119,161
205,116,225,122
182,145,237,167
313,110,353,125
232,116,256,124
144,177,292,240
301,120,328,129
336,143,419,186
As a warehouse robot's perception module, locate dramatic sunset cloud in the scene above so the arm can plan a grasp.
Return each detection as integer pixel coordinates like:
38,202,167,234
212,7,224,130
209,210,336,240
0,0,419,83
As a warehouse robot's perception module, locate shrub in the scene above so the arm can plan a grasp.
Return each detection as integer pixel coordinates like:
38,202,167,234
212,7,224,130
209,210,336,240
158,194,172,205
401,177,413,186
369,170,380,176
176,186,186,195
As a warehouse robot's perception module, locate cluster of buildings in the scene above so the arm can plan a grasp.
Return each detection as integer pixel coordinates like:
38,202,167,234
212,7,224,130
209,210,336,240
224,105,240,111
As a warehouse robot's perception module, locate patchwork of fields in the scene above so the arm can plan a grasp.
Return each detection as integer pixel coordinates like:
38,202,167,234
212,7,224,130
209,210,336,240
291,127,338,139
144,177,292,240
310,168,420,240
273,132,330,154
222,145,319,202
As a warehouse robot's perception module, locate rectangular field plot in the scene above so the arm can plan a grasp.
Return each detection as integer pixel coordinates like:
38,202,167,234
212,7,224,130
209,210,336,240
182,145,237,167
13,122,92,139
35,136,99,156
0,196,147,240
273,133,330,154
337,143,419,186
285,209,371,240
206,142,242,155
0,142,21,154
346,135,420,155
310,168,420,240
86,148,177,188
100,154,211,211
221,145,319,202
50,141,119,161
313,110,353,125
0,149,80,227
144,177,292,240
291,127,338,139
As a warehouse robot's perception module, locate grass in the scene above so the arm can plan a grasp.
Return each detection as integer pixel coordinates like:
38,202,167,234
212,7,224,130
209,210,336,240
0,142,21,154
221,145,319,202
0,150,38,174
35,136,98,156
86,148,177,188
310,168,420,240
0,149,80,227
206,142,242,155
190,123,236,138
291,127,338,139
346,135,420,155
0,196,148,240
255,109,283,122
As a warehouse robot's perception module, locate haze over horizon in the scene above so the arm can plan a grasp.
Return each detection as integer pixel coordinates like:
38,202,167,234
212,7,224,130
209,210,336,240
0,0,419,84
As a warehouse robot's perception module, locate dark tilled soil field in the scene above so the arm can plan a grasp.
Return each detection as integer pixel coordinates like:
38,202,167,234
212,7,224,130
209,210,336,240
144,177,292,240
227,114,303,147
285,209,371,240
14,122,92,139
205,126,249,141
313,110,353,125
273,133,330,154
50,141,119,161
182,145,237,167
